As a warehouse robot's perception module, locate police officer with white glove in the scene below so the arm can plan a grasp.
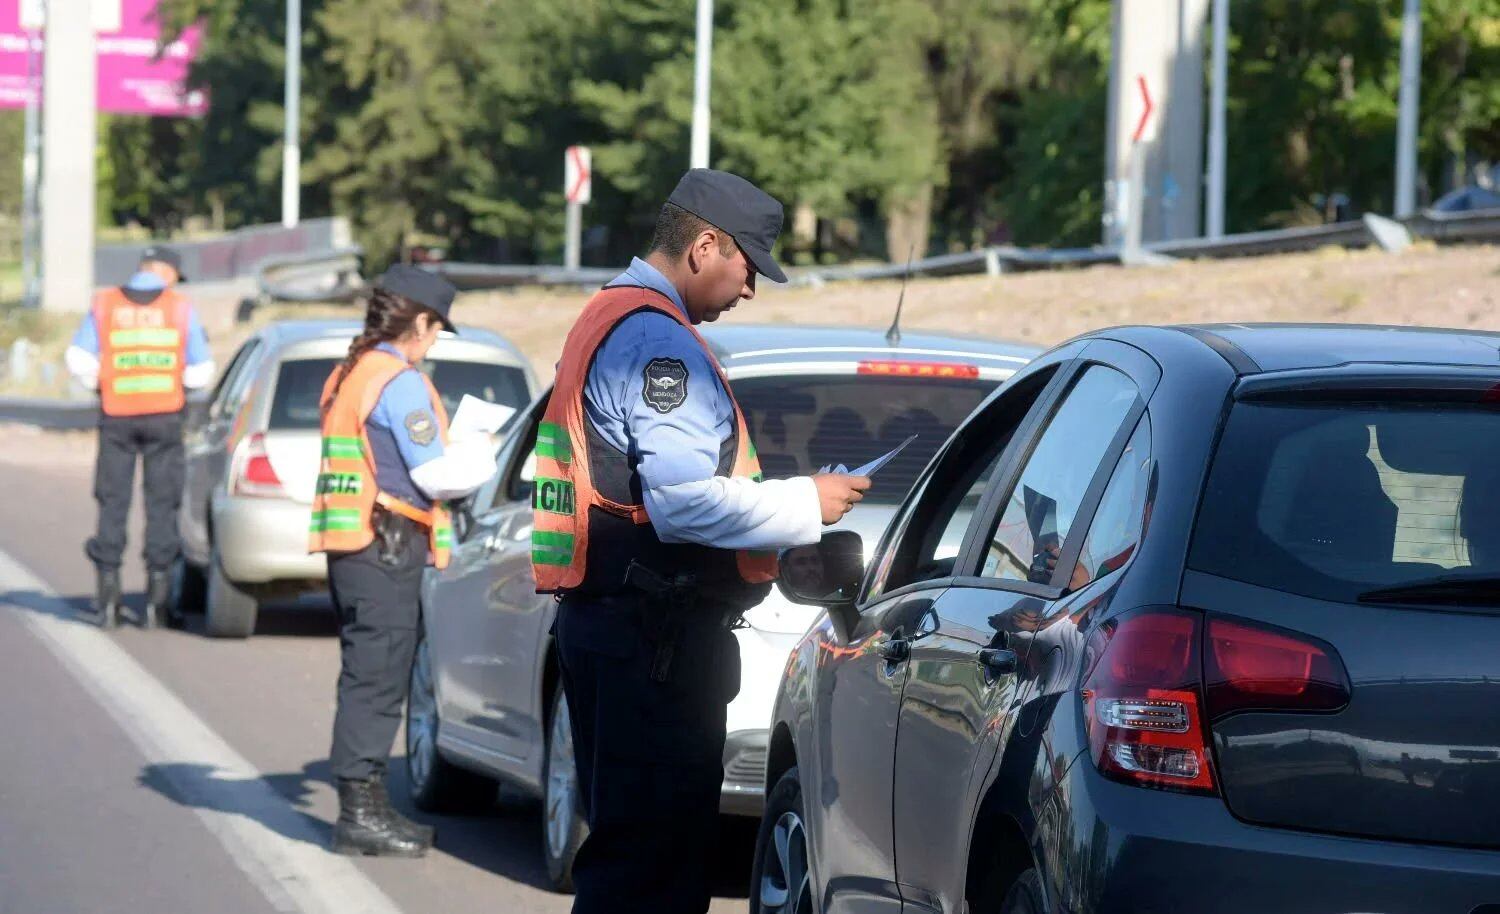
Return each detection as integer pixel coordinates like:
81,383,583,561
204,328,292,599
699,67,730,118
533,169,869,913
309,265,496,857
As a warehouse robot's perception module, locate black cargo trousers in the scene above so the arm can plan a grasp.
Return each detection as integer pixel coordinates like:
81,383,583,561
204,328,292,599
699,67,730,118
327,517,427,782
86,410,186,572
556,590,744,914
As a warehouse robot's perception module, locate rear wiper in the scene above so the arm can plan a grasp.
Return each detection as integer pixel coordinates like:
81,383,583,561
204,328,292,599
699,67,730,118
1357,573,1500,606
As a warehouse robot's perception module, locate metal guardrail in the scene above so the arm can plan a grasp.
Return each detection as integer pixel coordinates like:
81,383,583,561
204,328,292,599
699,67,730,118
0,392,210,431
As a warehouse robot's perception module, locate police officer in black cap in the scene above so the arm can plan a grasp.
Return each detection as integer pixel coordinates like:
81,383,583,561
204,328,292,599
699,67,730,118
537,170,869,911
310,265,498,856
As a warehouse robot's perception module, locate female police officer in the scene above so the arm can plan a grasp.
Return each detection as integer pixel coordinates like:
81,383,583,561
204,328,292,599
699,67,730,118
309,265,496,857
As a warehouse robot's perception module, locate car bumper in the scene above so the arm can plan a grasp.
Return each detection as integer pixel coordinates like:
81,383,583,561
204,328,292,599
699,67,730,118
1050,749,1500,914
213,495,328,585
720,626,802,818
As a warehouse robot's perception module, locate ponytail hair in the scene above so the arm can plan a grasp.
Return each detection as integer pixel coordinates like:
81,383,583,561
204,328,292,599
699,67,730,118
323,288,433,412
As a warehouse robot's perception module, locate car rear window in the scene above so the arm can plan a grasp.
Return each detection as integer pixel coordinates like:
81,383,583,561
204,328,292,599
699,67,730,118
269,357,530,430
733,373,996,504
1189,400,1500,603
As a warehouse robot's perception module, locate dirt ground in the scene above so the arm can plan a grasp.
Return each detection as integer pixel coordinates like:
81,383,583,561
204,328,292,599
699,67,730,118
10,243,1500,396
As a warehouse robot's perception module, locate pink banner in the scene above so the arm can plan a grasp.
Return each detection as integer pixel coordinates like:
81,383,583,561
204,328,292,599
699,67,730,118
0,0,207,116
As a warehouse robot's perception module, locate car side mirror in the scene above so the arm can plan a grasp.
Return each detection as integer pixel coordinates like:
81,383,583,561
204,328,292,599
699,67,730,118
450,496,476,543
777,531,865,609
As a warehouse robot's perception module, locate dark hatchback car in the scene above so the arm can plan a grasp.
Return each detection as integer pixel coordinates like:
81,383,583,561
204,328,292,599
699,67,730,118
756,325,1500,914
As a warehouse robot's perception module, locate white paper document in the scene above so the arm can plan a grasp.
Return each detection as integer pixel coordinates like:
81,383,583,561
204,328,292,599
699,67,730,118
449,394,517,440
818,434,918,478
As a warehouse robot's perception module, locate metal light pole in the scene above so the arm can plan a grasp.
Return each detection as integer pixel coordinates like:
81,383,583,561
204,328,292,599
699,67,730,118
1394,0,1421,217
1205,0,1228,238
281,0,301,228
689,0,712,170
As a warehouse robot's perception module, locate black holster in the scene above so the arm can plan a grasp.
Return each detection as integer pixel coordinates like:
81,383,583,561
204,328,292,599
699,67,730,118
624,561,701,683
371,506,416,567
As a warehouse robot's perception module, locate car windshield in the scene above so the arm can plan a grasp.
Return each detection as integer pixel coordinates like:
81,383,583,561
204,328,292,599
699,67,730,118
1188,399,1500,604
269,357,530,430
733,373,996,504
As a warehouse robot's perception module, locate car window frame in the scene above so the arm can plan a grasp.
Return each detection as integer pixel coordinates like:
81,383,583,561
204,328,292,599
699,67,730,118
208,339,260,421
857,348,1084,612
218,340,268,423
953,340,1161,600
1063,410,1156,595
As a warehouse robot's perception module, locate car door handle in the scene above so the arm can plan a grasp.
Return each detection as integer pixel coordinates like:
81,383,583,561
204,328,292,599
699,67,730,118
880,638,911,663
978,647,1018,677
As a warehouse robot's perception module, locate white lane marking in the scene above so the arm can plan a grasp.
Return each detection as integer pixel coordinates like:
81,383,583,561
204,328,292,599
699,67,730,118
0,548,405,914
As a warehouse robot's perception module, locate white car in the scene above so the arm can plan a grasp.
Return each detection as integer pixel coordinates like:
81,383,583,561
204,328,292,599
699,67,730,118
407,323,1039,891
177,320,537,637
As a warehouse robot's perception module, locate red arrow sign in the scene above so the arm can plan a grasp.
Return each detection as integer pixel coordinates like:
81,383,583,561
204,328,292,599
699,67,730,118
1132,75,1154,143
565,146,592,204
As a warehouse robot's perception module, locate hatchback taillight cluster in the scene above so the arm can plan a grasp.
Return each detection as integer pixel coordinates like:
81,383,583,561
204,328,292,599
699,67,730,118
232,433,287,499
1081,607,1350,796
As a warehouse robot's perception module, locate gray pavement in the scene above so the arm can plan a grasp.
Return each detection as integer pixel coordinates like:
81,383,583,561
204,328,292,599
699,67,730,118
0,453,754,913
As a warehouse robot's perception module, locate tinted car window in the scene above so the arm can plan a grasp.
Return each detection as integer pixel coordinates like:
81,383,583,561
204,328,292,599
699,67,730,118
268,358,530,431
1189,401,1500,602
1069,414,1152,591
733,374,995,504
980,365,1139,584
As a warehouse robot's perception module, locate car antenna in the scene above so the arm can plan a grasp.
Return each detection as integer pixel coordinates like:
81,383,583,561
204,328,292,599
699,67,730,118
885,243,917,347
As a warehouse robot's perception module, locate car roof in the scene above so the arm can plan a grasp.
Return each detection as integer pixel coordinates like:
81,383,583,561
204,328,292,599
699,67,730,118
254,319,526,362
1162,323,1500,374
700,323,1039,370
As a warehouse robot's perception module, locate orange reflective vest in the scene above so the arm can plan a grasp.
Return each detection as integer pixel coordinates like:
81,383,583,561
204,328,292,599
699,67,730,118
307,349,454,569
94,287,190,417
531,285,778,594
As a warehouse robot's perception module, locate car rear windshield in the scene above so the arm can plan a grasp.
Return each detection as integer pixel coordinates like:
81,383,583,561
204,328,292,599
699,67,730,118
1189,399,1500,603
733,373,996,504
269,357,530,430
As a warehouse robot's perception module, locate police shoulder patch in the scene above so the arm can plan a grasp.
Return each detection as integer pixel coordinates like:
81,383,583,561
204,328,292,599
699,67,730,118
642,357,689,414
405,409,437,446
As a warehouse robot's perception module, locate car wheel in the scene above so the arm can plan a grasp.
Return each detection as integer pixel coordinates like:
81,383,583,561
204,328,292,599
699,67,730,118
405,629,496,813
173,557,208,615
751,767,813,914
541,680,586,893
998,868,1044,914
205,546,258,638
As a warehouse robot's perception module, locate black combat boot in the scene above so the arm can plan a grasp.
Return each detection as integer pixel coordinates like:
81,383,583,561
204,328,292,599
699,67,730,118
369,771,437,845
143,568,171,630
331,778,432,857
95,567,122,630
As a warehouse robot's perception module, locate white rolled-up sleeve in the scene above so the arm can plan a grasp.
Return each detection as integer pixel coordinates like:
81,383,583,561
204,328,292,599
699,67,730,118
408,437,499,502
182,359,217,390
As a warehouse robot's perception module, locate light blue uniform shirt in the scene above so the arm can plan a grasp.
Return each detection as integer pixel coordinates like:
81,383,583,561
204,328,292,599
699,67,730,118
365,342,445,508
584,258,735,492
72,272,213,366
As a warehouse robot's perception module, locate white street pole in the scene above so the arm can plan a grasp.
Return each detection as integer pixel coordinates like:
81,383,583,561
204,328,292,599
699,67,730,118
1394,0,1421,218
40,0,96,312
20,26,41,307
689,0,712,170
564,202,581,271
1205,0,1228,238
281,0,301,228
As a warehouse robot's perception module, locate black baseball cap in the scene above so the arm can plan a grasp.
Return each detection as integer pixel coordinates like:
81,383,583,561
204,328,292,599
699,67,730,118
377,264,459,332
667,169,787,283
140,245,186,282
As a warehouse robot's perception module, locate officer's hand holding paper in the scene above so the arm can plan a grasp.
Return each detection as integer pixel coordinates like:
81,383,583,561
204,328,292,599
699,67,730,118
810,435,915,525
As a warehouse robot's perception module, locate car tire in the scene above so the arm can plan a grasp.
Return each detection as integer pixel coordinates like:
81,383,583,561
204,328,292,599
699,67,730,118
173,557,208,615
750,766,813,914
541,680,587,893
405,628,496,813
205,546,258,638
997,868,1044,914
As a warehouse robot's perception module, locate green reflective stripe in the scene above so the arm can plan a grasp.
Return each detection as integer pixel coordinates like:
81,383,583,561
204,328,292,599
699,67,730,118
751,472,764,482
310,509,363,532
322,437,364,459
535,422,572,462
530,530,575,566
113,350,178,371
109,328,180,347
112,375,176,395
434,528,453,549
747,440,758,459
532,476,576,515
316,472,363,496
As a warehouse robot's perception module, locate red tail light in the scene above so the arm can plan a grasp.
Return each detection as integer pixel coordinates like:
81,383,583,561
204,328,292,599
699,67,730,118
1082,608,1217,795
1204,617,1350,718
857,360,980,379
234,433,286,498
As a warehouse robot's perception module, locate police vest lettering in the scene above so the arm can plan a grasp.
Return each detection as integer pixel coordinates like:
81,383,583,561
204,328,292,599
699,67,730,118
308,349,454,570
93,287,190,417
529,285,778,593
